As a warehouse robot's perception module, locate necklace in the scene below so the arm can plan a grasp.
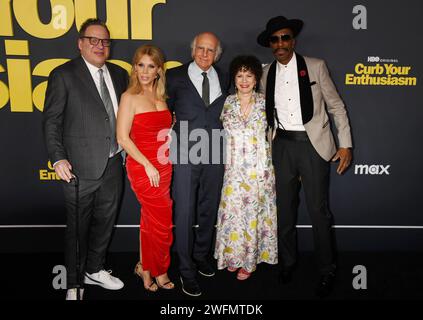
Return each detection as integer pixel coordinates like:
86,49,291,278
237,92,255,121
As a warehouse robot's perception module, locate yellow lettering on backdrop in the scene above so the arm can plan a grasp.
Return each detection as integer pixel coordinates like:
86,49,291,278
0,0,13,36
39,169,60,180
33,59,133,111
7,59,32,112
108,60,131,74
5,40,32,112
39,170,49,180
165,61,182,70
107,60,182,75
74,0,129,39
13,0,74,39
0,58,182,112
0,64,9,110
131,0,166,40
5,39,29,55
32,59,69,112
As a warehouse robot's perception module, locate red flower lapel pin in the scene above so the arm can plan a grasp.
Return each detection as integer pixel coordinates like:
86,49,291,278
299,70,307,77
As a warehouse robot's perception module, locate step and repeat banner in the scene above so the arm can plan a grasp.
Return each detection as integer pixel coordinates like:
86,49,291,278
0,0,422,252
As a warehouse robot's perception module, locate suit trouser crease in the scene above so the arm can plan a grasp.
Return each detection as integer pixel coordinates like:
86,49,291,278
273,135,335,274
173,163,223,279
63,155,123,287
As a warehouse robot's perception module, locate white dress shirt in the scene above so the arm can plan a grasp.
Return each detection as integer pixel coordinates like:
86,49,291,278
82,57,122,155
188,61,222,104
274,53,305,131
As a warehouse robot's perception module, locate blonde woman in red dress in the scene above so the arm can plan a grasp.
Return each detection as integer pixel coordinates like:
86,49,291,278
117,45,174,292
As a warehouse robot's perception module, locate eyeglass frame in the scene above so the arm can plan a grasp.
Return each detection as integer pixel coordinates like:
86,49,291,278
269,34,294,44
80,36,112,47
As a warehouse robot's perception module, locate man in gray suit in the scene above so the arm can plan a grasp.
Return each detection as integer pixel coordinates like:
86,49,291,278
257,16,353,297
43,18,128,300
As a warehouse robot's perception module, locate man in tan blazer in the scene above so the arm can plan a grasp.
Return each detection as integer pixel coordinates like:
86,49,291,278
257,16,352,297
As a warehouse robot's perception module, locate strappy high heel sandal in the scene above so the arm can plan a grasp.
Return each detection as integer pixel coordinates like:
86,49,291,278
134,262,158,292
155,274,175,290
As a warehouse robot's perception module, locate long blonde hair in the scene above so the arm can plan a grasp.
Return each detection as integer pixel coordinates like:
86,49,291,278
127,45,167,100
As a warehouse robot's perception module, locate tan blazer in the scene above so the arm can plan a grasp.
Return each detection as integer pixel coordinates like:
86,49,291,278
260,54,352,161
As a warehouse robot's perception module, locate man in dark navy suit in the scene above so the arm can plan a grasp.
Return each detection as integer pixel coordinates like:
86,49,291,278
166,32,228,296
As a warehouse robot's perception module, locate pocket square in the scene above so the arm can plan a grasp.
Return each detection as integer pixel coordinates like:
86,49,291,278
322,120,330,128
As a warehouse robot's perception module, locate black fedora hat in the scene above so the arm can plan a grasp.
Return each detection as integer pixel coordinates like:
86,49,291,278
257,16,304,47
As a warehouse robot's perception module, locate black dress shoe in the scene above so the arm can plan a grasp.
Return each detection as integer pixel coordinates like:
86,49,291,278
196,260,215,277
278,269,293,284
180,276,202,297
315,272,335,298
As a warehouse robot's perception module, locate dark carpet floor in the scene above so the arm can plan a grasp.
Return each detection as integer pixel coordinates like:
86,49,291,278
2,251,422,301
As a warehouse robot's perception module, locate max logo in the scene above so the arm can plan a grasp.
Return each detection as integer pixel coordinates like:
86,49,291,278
354,164,390,175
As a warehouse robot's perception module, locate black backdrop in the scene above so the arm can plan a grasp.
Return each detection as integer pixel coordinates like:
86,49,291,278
0,0,422,252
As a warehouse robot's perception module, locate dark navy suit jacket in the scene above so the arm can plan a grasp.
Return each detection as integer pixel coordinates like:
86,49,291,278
166,62,229,164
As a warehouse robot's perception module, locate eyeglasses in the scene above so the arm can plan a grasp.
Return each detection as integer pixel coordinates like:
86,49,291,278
80,36,112,47
269,34,293,44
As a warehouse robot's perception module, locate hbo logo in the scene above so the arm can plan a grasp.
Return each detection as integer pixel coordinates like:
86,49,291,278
367,56,380,62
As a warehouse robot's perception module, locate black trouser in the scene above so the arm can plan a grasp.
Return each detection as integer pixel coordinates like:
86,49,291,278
62,154,123,288
172,163,224,279
272,129,336,275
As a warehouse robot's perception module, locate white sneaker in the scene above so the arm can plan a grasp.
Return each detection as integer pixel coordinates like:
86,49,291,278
66,288,84,300
84,270,124,290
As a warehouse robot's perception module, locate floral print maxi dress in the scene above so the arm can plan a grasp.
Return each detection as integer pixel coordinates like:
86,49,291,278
214,93,278,273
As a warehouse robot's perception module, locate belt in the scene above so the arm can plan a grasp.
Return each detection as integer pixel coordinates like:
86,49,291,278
276,129,309,142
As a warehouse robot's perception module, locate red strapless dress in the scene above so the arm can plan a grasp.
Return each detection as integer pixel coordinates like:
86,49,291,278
126,110,173,277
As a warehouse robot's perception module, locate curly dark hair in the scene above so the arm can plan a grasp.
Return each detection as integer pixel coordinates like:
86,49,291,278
229,55,263,92
79,18,110,37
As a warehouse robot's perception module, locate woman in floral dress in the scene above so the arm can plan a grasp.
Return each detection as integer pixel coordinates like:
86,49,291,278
214,55,278,280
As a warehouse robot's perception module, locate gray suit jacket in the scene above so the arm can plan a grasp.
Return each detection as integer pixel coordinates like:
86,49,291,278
260,53,352,161
43,57,128,179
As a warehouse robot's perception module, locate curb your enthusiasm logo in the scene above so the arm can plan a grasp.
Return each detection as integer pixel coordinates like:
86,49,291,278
345,57,417,86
